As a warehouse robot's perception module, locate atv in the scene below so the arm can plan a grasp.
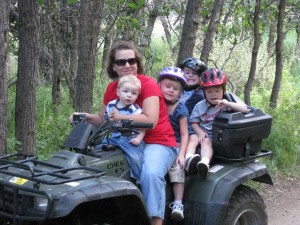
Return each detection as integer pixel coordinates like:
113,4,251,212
0,94,273,225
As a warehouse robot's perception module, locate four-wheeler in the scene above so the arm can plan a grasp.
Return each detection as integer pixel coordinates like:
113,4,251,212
0,94,273,225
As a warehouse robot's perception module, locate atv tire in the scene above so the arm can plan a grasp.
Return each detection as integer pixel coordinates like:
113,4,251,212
222,185,267,225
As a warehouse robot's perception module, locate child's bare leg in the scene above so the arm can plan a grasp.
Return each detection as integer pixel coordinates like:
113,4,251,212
151,217,163,225
173,183,184,201
185,134,199,156
197,138,213,179
169,164,184,221
185,134,201,174
200,138,213,163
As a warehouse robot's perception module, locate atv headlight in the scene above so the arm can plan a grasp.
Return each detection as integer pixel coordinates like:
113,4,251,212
34,196,48,211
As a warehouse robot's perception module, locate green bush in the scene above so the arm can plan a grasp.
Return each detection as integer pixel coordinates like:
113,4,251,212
251,68,300,173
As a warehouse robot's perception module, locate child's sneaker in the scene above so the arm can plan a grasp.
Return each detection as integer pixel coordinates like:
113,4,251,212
197,162,209,179
185,154,200,174
169,202,184,221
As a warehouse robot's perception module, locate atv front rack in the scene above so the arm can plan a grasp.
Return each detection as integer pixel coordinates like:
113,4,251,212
0,153,106,224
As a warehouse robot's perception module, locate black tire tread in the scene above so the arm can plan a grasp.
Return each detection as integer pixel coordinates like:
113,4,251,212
222,185,268,225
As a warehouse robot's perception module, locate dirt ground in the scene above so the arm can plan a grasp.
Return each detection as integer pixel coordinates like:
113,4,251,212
260,175,300,225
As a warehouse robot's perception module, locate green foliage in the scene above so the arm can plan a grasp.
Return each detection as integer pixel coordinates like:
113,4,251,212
144,36,174,77
34,86,74,159
7,76,111,159
37,0,45,5
251,68,300,173
67,0,79,4
7,85,73,159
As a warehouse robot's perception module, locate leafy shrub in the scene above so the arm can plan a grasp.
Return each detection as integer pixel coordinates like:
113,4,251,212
252,68,300,173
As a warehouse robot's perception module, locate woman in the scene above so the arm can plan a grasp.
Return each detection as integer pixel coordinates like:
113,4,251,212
71,41,177,225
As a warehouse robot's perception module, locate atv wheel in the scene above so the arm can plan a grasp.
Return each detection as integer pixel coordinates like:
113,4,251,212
222,185,267,225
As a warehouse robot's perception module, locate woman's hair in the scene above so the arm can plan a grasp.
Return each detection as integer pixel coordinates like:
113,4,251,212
106,41,145,80
117,74,141,93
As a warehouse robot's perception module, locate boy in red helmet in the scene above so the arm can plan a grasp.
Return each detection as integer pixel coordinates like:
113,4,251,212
185,68,248,179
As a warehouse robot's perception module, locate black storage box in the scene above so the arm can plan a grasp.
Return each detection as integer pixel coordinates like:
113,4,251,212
212,107,272,159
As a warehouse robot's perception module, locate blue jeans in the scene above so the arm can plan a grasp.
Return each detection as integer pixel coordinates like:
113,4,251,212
140,144,178,219
103,136,144,181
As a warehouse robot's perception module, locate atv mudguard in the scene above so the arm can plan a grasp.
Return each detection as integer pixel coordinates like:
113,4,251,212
181,160,272,225
49,176,148,219
41,150,148,220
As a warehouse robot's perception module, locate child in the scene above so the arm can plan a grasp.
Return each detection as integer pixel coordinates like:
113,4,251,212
185,68,248,179
157,67,189,221
179,57,207,115
104,75,145,182
178,58,209,173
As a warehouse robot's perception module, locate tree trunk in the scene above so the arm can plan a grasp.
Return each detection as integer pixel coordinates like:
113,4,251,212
295,24,300,52
52,41,63,108
0,0,9,154
244,0,261,105
45,1,64,109
140,0,162,54
160,16,174,56
75,0,104,112
270,0,286,108
15,0,39,155
267,19,276,56
66,8,79,108
176,0,203,65
200,0,225,64
102,29,115,77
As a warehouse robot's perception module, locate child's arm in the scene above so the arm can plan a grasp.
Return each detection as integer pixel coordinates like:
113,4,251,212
177,116,189,168
215,99,248,113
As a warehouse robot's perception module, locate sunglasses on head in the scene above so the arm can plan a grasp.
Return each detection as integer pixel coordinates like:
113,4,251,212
114,58,137,66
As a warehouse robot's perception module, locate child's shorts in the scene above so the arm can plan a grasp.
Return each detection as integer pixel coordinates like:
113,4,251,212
168,162,185,183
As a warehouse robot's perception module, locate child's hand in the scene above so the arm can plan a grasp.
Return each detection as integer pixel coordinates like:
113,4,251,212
109,107,122,121
129,137,141,146
176,154,185,169
198,131,208,144
215,99,229,109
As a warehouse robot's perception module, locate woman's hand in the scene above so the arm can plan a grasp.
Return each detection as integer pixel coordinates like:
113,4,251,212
69,112,86,124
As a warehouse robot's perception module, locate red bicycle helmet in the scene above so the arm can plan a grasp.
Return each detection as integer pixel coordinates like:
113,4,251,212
200,68,227,88
158,66,187,88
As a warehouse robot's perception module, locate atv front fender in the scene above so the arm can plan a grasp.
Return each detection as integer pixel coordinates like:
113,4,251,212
50,177,147,219
183,160,272,225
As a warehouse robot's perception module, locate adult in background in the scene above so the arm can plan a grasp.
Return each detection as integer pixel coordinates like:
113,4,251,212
70,41,177,225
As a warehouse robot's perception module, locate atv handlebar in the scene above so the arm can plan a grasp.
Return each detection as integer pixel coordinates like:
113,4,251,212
65,118,153,151
118,120,153,129
71,115,153,130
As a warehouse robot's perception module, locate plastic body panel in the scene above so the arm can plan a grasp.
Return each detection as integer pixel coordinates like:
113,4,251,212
181,160,272,225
